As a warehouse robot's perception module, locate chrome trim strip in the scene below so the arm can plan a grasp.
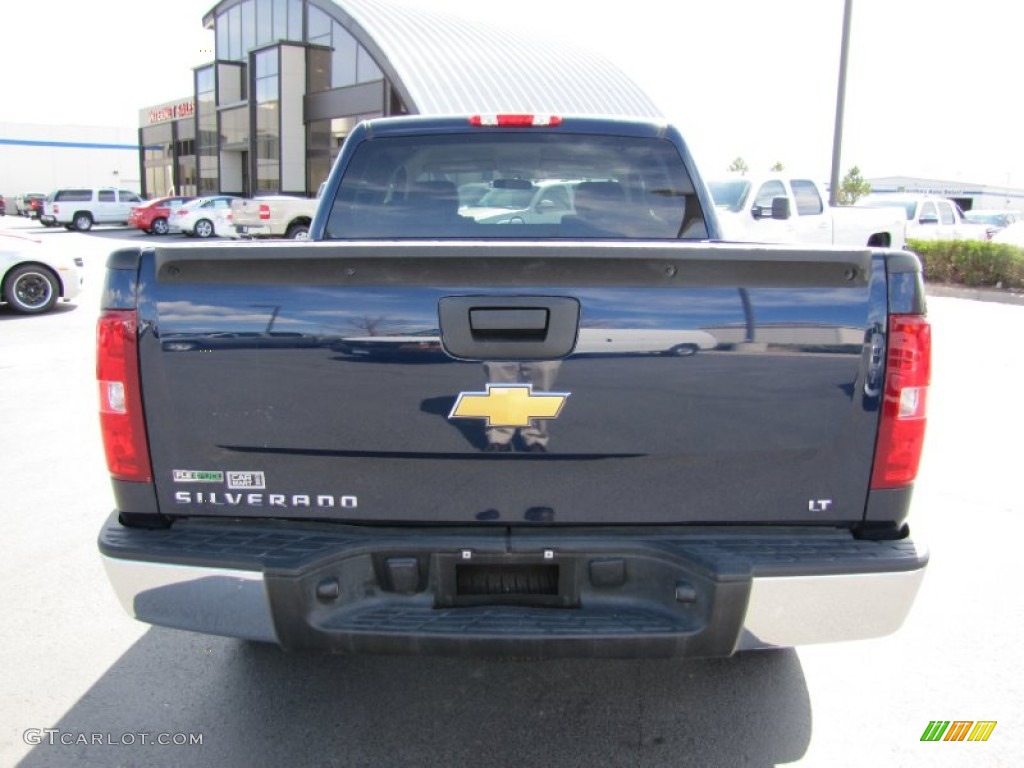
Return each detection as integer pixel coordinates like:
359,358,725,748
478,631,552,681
101,555,278,644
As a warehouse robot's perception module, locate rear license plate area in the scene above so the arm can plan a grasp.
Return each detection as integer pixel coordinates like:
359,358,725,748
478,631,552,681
436,554,578,608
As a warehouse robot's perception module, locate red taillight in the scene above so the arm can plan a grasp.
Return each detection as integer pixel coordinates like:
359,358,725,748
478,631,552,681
97,310,152,482
259,204,271,220
54,204,60,214
469,114,563,127
871,314,931,489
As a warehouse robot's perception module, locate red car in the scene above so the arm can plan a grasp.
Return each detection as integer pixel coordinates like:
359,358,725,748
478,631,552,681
128,196,194,235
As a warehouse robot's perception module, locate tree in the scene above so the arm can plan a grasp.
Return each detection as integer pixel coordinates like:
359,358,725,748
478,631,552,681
838,166,871,205
727,157,749,175
770,161,784,172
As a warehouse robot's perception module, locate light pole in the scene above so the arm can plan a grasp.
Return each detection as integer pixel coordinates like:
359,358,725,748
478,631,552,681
829,0,854,206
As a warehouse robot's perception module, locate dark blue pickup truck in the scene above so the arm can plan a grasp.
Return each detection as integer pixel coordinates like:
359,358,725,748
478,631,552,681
96,115,930,657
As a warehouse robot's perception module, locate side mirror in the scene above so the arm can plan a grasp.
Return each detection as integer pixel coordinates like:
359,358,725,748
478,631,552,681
919,213,939,225
771,196,791,220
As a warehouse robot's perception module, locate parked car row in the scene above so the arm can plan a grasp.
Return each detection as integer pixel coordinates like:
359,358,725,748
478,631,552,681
127,196,194,235
10,187,243,238
97,192,243,238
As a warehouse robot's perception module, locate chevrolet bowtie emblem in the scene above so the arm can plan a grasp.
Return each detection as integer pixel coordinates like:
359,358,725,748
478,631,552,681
449,384,570,427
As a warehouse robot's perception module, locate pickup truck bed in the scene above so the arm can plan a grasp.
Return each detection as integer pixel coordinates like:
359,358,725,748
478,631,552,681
96,116,929,657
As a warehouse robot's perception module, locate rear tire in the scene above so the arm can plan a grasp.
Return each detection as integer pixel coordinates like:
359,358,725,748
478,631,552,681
73,212,93,232
286,223,310,240
151,217,169,235
194,218,214,238
666,343,699,357
3,264,59,314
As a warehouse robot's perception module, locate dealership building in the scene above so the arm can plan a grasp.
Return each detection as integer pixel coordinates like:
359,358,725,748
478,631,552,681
138,0,661,199
865,176,1024,213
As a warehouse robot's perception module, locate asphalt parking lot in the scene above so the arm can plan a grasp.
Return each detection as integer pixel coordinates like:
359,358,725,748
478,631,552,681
1,215,1021,767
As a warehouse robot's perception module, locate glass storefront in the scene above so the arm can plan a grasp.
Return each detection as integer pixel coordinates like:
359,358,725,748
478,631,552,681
142,1,397,199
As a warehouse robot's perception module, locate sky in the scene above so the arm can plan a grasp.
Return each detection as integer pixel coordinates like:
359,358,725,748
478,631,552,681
2,0,1021,188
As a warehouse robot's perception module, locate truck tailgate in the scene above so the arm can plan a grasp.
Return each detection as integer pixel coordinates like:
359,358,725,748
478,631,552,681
137,240,883,527
229,200,266,228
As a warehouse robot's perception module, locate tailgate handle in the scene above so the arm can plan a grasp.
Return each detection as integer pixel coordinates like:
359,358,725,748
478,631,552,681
469,308,548,337
439,296,579,360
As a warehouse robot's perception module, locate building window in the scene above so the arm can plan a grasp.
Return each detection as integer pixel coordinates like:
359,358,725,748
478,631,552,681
177,117,197,198
141,122,174,198
196,65,218,194
308,5,330,42
308,46,331,93
242,1,256,57
220,0,302,61
307,6,384,90
220,107,249,151
331,22,358,88
288,0,303,39
254,49,280,194
228,4,242,60
357,46,383,82
273,0,288,40
257,0,272,45
217,11,229,60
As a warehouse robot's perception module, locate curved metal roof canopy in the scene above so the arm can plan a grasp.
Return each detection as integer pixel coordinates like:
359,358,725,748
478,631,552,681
325,0,663,118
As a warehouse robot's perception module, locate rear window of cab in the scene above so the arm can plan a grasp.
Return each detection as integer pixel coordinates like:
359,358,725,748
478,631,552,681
324,133,707,240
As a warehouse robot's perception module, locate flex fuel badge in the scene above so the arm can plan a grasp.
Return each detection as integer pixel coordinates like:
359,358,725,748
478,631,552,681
173,470,224,483
172,470,266,489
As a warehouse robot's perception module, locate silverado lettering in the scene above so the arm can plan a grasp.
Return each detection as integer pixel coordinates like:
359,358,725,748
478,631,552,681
174,492,357,508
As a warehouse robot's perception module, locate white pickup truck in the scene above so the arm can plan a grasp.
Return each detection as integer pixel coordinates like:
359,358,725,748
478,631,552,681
229,188,323,240
856,194,989,242
709,174,906,248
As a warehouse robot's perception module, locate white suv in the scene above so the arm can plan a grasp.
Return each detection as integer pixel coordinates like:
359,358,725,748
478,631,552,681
42,188,143,232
